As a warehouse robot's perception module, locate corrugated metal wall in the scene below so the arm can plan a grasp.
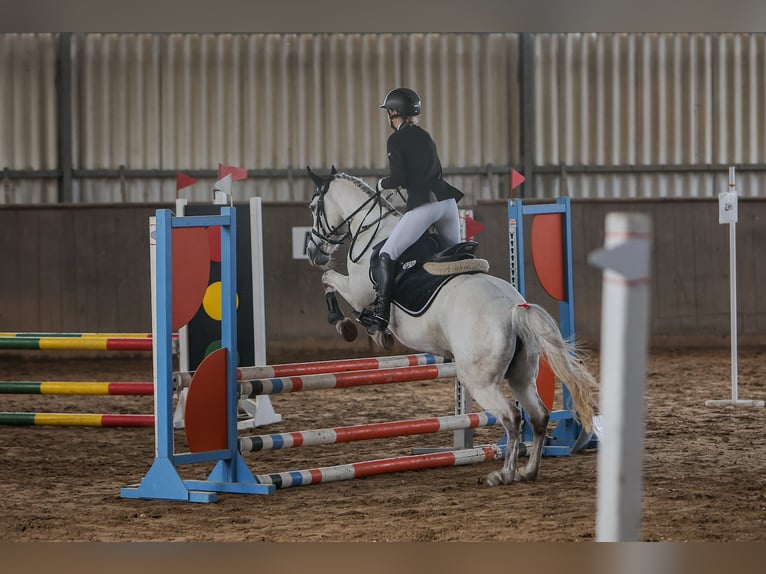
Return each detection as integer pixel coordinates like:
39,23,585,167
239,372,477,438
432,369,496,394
0,34,59,203
2,33,517,204
71,34,164,202
534,33,766,198
2,32,766,204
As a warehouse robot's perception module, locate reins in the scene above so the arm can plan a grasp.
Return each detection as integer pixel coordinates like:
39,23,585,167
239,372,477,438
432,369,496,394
311,173,399,264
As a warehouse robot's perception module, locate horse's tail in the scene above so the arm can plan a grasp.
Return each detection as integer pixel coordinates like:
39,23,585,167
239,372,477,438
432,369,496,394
511,303,598,432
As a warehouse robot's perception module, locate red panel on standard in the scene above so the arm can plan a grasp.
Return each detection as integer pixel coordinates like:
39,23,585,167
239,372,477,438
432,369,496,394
537,355,555,412
206,226,222,263
171,227,210,331
184,347,228,452
530,214,565,302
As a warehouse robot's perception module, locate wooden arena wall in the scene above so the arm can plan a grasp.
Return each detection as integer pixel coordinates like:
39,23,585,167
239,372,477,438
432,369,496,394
1,199,763,357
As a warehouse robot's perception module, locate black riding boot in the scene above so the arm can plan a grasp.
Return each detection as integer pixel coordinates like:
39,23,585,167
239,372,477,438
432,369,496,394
367,253,396,335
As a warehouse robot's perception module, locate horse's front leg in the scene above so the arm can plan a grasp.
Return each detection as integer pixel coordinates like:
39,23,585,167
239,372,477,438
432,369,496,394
322,270,358,342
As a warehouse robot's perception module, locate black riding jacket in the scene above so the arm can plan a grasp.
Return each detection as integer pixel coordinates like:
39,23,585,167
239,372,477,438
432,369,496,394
379,123,464,211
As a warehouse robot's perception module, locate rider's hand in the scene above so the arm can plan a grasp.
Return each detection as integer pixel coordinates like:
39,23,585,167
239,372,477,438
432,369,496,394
377,178,387,192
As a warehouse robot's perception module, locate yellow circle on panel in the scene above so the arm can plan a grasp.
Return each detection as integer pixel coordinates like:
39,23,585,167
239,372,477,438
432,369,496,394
202,281,239,321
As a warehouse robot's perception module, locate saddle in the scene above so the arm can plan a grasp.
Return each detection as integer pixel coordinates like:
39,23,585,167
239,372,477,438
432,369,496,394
359,232,490,322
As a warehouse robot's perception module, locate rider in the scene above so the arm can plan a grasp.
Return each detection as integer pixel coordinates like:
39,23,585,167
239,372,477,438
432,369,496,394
368,87,464,337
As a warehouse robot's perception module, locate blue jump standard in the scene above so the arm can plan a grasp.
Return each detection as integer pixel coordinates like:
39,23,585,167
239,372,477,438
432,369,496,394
120,208,274,503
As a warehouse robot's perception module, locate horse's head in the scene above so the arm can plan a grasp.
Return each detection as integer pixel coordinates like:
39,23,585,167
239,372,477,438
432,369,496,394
306,166,400,267
306,165,349,267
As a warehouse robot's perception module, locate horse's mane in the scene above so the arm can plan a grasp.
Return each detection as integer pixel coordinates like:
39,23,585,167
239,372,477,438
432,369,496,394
334,172,401,215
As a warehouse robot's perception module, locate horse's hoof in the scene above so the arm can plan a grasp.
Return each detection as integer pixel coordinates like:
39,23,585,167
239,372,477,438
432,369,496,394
370,330,394,350
382,332,394,349
485,470,513,486
337,319,358,342
515,467,538,482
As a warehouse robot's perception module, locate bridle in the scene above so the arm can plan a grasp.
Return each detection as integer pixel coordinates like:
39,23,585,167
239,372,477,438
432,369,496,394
309,174,399,264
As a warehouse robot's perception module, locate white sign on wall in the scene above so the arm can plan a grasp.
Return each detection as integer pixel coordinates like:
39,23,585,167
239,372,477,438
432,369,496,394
292,226,314,259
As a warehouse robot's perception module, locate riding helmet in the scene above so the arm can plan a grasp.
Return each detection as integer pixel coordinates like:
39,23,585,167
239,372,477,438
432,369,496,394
379,88,421,117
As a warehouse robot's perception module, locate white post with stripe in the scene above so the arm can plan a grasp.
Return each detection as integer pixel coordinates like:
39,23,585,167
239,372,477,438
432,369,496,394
589,212,652,542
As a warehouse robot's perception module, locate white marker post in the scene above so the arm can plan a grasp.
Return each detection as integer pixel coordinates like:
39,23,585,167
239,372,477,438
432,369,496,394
589,212,652,542
705,167,764,409
244,196,282,427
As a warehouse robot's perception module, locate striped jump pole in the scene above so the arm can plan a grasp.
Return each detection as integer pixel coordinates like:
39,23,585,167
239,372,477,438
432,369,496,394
237,362,458,397
247,445,505,490
239,411,498,453
0,412,154,427
0,381,154,395
0,336,172,351
239,352,449,378
0,332,173,338
173,352,449,387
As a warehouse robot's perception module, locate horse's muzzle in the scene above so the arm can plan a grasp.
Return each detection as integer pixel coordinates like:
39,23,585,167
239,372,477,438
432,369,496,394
307,242,331,267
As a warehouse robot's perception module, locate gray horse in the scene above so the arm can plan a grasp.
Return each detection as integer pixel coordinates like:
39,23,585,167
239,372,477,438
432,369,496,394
306,170,598,485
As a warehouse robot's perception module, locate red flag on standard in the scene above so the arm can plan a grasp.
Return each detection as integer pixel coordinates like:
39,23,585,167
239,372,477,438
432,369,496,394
463,213,485,241
176,172,197,191
510,169,525,194
218,164,248,181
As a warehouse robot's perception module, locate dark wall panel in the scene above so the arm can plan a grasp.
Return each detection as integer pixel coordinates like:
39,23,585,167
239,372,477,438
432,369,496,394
1,199,764,358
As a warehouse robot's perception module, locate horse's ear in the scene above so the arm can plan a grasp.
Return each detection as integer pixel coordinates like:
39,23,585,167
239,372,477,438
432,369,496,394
307,165,323,188
331,165,338,176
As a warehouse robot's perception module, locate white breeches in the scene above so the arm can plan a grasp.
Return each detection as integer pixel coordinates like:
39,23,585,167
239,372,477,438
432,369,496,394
380,198,461,260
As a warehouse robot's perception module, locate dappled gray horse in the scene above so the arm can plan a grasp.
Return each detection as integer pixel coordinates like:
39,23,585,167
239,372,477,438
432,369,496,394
306,168,597,485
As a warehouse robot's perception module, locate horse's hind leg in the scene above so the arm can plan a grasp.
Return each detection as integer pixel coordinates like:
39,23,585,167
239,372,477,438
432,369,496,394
506,349,550,482
464,379,522,486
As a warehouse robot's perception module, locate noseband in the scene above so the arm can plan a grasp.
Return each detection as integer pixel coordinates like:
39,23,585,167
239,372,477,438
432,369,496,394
309,179,351,257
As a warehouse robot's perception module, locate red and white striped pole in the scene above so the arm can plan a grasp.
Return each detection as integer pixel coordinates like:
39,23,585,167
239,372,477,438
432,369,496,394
173,353,450,387
238,362,458,397
251,445,503,490
239,412,498,453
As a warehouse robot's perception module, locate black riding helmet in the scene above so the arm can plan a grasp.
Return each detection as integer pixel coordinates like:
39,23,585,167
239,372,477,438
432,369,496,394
379,88,421,117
